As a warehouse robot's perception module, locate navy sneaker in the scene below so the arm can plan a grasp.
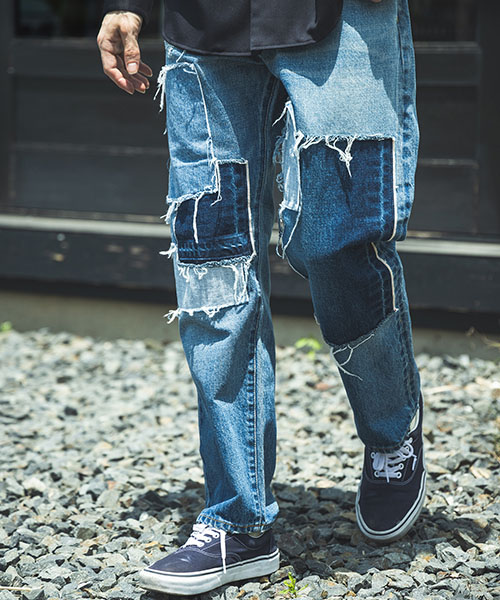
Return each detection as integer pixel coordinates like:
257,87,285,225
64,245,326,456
138,524,280,596
355,393,426,542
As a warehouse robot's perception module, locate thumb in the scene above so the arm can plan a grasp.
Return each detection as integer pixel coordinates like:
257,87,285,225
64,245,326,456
121,29,141,75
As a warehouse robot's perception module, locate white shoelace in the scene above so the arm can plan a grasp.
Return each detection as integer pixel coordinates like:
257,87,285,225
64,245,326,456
371,438,418,483
182,524,227,573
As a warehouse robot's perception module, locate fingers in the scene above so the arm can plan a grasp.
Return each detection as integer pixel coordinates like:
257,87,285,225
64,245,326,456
138,61,153,78
99,49,149,95
100,48,135,94
132,71,150,89
120,26,142,75
115,54,150,94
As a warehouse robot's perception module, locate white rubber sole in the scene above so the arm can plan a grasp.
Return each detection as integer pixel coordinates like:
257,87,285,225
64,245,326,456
355,470,427,543
138,549,280,596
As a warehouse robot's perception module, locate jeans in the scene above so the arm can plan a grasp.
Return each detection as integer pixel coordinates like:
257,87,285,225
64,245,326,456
157,0,421,533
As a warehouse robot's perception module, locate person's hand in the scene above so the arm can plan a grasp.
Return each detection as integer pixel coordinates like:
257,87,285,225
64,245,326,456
97,11,153,95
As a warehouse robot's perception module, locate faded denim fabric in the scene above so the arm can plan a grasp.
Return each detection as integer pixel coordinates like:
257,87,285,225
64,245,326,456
157,0,421,533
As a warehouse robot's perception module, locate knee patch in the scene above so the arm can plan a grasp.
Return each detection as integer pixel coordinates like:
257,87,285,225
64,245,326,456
162,160,256,322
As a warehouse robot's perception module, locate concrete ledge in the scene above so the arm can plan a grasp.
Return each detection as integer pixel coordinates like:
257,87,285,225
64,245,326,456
1,290,499,361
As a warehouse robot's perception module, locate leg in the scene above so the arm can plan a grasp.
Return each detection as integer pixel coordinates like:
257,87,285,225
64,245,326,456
139,42,287,597
159,42,287,533
263,0,425,539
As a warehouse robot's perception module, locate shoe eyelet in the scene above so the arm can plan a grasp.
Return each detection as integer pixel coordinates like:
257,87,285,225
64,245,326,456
370,452,375,458
398,464,404,470
374,471,379,477
396,472,402,478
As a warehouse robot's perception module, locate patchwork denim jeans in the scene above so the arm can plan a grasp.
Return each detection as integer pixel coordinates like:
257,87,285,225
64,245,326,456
157,0,421,533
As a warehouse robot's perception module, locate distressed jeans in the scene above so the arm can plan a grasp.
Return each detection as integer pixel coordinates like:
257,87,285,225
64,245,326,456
157,0,422,533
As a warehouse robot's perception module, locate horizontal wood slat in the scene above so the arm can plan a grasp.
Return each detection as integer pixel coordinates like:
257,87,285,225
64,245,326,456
411,161,479,233
10,40,481,87
15,79,166,148
11,147,168,215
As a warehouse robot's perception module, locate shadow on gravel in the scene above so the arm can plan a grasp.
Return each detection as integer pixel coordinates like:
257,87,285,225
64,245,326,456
123,479,491,584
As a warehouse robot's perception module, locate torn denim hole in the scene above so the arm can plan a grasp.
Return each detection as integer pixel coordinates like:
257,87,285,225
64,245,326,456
164,256,252,323
328,307,400,381
272,101,302,259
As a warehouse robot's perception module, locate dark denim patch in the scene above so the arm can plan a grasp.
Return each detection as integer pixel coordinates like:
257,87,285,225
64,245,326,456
299,138,395,252
173,162,253,264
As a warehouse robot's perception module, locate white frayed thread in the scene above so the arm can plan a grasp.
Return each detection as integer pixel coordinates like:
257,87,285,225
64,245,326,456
272,102,290,128
192,195,201,244
194,266,208,279
163,305,221,324
275,171,284,193
155,50,188,112
177,264,210,282
272,130,286,168
208,155,222,205
163,308,181,323
371,242,397,313
289,133,357,177
326,136,356,177
229,261,250,304
154,65,168,112
160,199,181,226
159,242,177,259
331,332,375,381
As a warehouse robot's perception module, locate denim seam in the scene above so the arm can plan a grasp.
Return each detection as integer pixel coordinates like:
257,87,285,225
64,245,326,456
251,297,263,527
251,75,282,527
371,242,396,313
382,242,420,412
386,137,399,242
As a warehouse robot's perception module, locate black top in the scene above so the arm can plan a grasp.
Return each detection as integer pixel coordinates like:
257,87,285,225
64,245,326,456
102,0,343,56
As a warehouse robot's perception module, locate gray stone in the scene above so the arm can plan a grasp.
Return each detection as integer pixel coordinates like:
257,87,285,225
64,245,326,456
270,566,296,584
319,582,348,597
76,525,97,540
21,589,45,600
347,573,367,593
370,572,388,591
385,569,414,590
23,477,46,495
107,582,137,599
3,548,19,565
39,565,72,582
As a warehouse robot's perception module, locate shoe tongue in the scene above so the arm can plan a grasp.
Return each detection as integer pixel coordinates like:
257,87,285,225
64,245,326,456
372,453,387,471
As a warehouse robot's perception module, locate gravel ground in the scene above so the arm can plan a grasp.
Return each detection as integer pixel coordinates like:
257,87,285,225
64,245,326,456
0,327,499,600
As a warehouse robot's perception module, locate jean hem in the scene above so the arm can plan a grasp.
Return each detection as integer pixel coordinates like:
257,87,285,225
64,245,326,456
366,392,421,453
196,512,275,534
